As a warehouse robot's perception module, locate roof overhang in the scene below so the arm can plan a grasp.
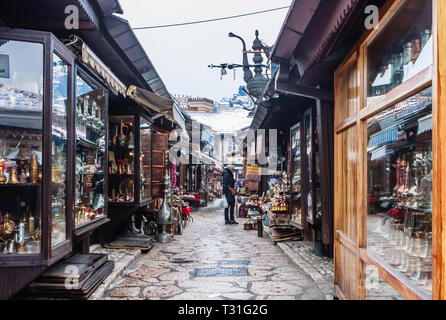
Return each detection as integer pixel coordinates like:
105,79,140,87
127,85,174,120
271,0,321,63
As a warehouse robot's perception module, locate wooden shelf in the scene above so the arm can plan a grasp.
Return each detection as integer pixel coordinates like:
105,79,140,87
76,138,104,151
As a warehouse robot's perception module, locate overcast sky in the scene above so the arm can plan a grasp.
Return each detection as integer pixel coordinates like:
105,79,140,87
119,0,292,101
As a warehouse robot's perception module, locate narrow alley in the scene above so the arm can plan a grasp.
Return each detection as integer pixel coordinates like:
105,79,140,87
100,204,329,300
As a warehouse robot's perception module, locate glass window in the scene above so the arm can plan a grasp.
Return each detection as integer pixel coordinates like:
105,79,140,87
140,118,152,202
108,116,135,203
0,39,43,255
367,0,432,104
51,54,68,246
290,123,302,225
366,87,432,296
304,110,313,223
75,72,106,226
365,264,404,300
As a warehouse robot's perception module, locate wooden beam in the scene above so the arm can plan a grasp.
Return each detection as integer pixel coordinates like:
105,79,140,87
275,78,334,101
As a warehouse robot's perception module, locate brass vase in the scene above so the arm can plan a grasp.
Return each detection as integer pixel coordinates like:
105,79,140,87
128,131,134,149
9,169,18,184
17,160,28,184
30,155,39,184
118,120,127,147
0,166,6,185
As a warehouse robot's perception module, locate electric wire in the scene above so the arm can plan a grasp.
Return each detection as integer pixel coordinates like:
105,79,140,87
132,6,290,30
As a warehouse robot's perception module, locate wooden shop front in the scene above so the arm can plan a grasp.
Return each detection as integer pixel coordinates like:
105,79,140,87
333,0,446,300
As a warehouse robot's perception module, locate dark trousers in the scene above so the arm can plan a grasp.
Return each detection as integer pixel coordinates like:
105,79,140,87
224,204,235,222
224,192,235,222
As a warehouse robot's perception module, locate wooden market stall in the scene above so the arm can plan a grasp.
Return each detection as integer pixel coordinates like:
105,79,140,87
333,0,446,300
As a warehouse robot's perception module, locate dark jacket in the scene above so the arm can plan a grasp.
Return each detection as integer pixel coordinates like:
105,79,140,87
222,168,235,203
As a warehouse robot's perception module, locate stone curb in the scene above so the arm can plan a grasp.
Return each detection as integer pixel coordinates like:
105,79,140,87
263,228,335,300
88,248,142,300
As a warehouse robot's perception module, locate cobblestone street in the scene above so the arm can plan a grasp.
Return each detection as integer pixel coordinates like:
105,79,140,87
101,205,329,300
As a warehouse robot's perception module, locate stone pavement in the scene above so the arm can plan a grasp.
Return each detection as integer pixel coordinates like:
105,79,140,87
100,205,328,300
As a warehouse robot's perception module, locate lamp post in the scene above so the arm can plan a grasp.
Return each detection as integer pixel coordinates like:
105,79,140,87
209,30,270,111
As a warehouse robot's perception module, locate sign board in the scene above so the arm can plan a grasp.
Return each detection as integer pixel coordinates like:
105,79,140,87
246,164,261,182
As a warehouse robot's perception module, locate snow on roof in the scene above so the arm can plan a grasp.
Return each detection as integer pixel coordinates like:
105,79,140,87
186,109,252,134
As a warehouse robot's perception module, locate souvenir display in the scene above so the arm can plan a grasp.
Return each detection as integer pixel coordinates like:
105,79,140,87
74,72,106,226
0,39,45,255
140,119,152,202
108,116,135,203
366,87,432,295
290,123,302,225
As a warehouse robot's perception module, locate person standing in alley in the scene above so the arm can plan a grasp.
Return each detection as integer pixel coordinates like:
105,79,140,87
222,165,238,225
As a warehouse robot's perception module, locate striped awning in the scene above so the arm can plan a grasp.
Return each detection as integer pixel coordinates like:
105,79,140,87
81,43,126,96
368,126,398,149
417,114,432,135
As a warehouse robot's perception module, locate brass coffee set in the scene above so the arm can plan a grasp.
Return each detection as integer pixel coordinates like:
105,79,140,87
0,155,41,185
0,209,40,255
76,93,104,132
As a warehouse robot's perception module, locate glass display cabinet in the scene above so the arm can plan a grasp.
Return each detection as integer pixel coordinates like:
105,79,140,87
0,29,74,265
140,118,152,204
108,114,152,207
74,69,108,234
303,108,315,225
289,122,302,228
363,0,433,298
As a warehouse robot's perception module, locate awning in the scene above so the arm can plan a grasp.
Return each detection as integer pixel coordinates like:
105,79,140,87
368,127,398,149
417,114,432,135
81,43,127,96
127,85,174,120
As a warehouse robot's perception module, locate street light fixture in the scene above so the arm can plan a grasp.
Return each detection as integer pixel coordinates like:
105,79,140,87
209,30,270,112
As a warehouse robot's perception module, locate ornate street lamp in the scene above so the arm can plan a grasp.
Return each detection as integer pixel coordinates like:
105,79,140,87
209,30,271,112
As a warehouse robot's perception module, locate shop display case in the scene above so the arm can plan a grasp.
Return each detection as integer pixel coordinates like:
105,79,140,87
303,108,315,224
140,118,152,203
74,69,108,233
334,0,435,300
289,122,302,228
108,114,153,207
0,29,74,265
366,87,433,296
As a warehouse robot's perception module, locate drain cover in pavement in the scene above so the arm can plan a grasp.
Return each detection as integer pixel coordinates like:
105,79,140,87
170,258,195,264
218,260,250,266
195,268,249,277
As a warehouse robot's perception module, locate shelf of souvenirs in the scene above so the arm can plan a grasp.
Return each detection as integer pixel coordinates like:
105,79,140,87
0,156,43,186
0,211,41,255
367,214,432,295
109,120,135,150
108,187,134,204
75,206,105,226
